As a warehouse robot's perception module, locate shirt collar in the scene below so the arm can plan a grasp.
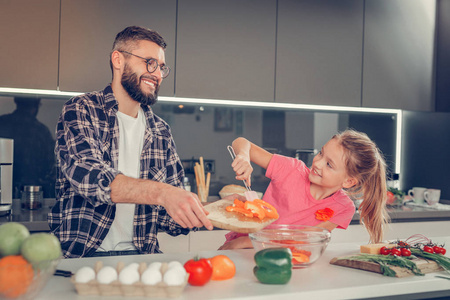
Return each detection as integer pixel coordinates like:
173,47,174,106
103,84,118,112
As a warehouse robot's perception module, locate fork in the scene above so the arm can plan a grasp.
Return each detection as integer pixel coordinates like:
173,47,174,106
227,145,259,201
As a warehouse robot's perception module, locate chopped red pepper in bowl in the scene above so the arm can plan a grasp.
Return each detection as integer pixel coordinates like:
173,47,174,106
249,224,331,268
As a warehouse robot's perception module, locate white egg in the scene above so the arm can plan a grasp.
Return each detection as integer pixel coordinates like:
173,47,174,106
125,262,140,271
163,267,186,286
96,266,118,284
118,267,140,285
147,262,162,271
141,268,162,285
74,266,96,283
167,261,184,271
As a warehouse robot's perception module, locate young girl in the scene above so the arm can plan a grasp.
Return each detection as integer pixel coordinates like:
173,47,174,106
219,129,388,250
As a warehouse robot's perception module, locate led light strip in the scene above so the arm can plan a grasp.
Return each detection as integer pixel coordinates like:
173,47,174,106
0,87,402,173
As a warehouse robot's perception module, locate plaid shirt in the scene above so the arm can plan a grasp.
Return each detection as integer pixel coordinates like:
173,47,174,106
48,85,189,258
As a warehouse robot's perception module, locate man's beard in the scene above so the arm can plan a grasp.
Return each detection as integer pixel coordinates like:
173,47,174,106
121,64,159,106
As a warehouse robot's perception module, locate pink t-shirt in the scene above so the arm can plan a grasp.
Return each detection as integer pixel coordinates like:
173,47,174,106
225,154,355,243
264,154,355,229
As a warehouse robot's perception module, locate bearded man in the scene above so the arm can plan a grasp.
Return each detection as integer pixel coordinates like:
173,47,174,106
49,26,212,258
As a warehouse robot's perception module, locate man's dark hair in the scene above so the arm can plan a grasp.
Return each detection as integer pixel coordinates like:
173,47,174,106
109,26,167,75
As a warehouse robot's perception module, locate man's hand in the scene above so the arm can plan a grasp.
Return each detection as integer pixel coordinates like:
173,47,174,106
111,174,213,230
158,185,213,230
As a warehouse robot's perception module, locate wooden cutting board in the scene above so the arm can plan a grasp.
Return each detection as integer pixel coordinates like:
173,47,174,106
330,255,444,277
204,199,277,233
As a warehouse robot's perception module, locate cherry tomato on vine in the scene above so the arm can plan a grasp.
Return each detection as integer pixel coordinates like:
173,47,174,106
423,246,434,253
386,191,396,205
390,248,401,256
380,246,391,255
433,246,446,255
184,257,213,286
401,248,412,257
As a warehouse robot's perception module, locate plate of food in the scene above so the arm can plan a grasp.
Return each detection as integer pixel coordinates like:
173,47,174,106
205,198,279,233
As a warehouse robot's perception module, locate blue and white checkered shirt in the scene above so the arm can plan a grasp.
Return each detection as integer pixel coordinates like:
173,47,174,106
48,85,189,258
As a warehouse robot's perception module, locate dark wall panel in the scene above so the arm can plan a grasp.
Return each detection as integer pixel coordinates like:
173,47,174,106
401,111,450,200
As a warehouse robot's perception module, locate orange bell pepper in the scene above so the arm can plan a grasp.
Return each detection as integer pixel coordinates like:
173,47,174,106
233,199,245,208
225,205,254,218
225,199,279,220
253,199,279,219
292,252,310,264
244,201,266,220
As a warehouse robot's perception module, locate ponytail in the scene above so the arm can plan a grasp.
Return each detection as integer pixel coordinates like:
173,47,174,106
334,130,389,243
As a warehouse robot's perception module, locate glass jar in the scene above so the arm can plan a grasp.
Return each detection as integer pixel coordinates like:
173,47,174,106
21,185,43,210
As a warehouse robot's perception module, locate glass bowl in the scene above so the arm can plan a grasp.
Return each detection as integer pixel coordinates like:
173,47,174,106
249,224,331,268
0,257,60,300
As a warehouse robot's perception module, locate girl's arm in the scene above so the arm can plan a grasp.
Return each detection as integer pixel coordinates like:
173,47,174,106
218,236,253,250
231,137,273,186
316,221,338,232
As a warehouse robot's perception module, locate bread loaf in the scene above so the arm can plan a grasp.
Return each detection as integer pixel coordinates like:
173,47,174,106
219,184,247,194
218,184,263,199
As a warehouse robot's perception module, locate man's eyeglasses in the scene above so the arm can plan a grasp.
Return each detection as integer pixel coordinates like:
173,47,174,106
119,50,170,78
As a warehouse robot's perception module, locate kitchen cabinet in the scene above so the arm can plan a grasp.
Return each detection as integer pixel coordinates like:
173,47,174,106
275,0,364,106
157,232,189,254
58,0,177,96
175,0,277,102
189,229,228,252
362,0,435,111
157,230,228,253
0,0,59,90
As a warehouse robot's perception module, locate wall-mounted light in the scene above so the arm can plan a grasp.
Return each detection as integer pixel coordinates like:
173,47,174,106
0,87,402,173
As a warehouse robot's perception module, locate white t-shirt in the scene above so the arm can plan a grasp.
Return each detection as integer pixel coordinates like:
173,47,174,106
99,108,146,251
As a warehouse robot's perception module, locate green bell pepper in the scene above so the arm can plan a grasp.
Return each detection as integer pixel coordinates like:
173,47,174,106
253,248,292,284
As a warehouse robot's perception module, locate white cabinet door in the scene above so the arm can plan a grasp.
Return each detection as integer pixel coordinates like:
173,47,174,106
0,0,59,89
158,232,189,254
189,230,229,252
59,0,177,96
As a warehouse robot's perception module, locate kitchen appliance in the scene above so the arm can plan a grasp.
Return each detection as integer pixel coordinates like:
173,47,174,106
295,149,318,167
0,138,13,216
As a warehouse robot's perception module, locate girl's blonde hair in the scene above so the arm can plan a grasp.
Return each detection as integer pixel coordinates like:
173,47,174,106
333,130,389,243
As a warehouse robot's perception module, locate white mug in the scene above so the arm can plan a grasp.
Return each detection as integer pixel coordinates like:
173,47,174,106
424,189,441,206
408,187,427,204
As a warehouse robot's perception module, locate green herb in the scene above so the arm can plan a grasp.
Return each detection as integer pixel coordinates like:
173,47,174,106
388,187,405,198
410,248,450,275
337,254,424,277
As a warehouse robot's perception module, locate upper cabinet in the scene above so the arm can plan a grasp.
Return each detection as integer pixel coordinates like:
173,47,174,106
275,0,364,106
58,0,177,96
362,0,436,111
0,0,437,111
175,0,277,102
0,0,59,90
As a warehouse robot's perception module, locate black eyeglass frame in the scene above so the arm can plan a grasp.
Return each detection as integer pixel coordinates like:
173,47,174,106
118,50,170,78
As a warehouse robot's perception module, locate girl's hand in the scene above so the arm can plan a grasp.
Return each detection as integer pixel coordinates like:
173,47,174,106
218,236,253,250
231,153,254,186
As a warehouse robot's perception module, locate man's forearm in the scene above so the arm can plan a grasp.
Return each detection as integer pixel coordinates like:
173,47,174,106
110,174,165,206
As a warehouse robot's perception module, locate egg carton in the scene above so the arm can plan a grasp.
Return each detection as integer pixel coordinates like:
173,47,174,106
71,261,188,298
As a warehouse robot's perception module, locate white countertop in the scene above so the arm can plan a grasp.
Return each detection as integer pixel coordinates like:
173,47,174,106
37,236,450,300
